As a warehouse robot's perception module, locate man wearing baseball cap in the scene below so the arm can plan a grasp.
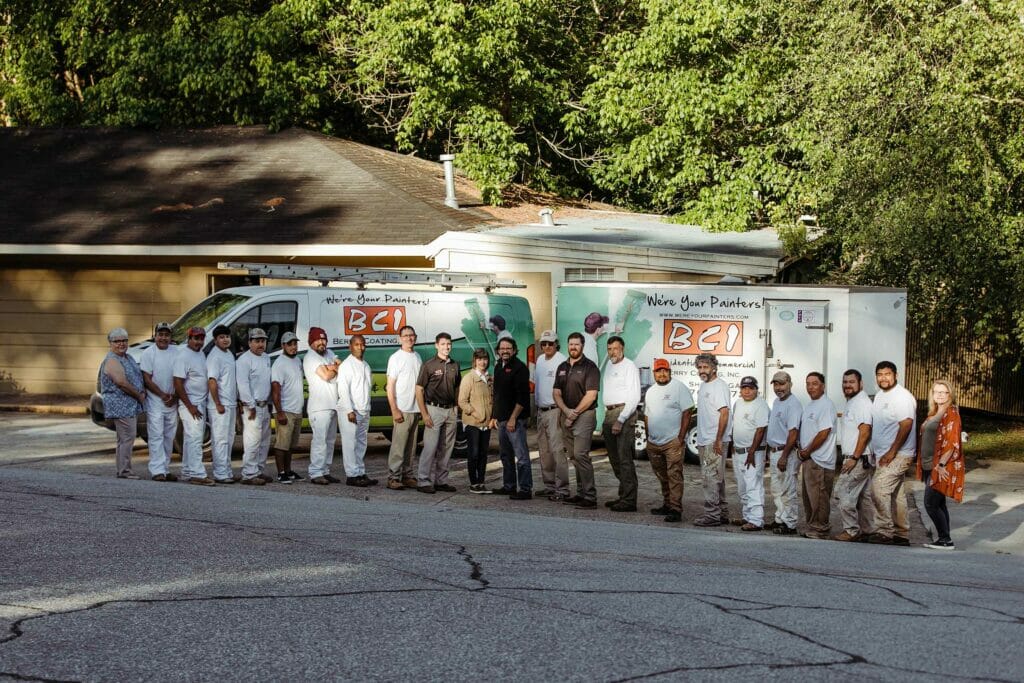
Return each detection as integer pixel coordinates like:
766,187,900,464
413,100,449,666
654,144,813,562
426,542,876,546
140,322,179,481
303,326,341,484
534,330,568,500
730,376,770,530
173,326,215,485
206,324,238,484
237,328,273,485
643,358,693,522
766,371,802,535
270,331,304,483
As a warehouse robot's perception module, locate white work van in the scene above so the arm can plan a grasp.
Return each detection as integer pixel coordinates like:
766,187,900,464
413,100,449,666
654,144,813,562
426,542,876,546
90,264,534,448
555,281,907,457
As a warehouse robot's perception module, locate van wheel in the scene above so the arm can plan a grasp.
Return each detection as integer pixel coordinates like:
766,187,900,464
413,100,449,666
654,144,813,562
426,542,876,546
634,420,649,461
684,427,699,464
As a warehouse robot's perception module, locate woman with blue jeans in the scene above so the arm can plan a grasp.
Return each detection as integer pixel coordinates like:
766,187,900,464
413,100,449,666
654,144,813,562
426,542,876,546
458,348,493,494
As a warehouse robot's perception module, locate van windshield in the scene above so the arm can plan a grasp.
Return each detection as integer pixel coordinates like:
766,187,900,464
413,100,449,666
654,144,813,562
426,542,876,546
170,292,251,344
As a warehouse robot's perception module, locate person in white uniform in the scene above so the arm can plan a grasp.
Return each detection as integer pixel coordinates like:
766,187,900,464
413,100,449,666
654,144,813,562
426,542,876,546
173,326,214,486
338,334,378,487
206,325,238,484
304,326,341,485
833,368,877,541
869,360,917,546
236,327,272,485
730,376,770,530
765,371,802,535
385,325,422,490
140,321,179,481
796,372,838,539
643,358,693,523
693,353,732,526
270,331,305,484
533,330,569,500
601,335,642,512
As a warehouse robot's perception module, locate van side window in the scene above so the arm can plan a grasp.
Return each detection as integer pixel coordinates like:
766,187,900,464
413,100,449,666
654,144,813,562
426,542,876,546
228,301,299,356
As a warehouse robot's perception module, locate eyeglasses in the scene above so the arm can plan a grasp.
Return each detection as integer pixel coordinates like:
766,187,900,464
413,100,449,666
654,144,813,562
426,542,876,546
111,339,129,343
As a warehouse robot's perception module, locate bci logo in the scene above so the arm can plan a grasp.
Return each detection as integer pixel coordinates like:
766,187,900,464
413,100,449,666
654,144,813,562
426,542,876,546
662,319,743,356
343,306,406,335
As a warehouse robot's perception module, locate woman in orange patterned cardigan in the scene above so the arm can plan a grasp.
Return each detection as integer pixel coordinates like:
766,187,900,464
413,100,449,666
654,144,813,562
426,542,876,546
916,379,964,550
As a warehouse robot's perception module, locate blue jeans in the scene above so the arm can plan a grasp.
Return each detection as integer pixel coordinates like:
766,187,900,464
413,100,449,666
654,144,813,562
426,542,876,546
497,418,532,492
465,425,491,485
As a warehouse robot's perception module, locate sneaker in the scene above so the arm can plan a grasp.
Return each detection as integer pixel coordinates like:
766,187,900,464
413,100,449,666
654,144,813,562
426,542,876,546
323,474,342,484
286,470,303,481
574,499,597,509
650,505,672,516
469,484,490,494
346,477,371,487
117,473,141,480
832,531,858,542
693,517,723,527
240,477,266,486
923,540,955,550
773,525,798,535
491,487,514,495
310,476,330,485
663,511,682,523
417,485,436,494
277,474,293,485
435,484,457,493
609,502,637,512
386,479,405,490
187,477,216,487
509,491,533,500
401,477,418,488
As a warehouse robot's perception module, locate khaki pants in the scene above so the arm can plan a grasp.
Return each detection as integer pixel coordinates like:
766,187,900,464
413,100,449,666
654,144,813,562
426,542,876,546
561,409,597,502
767,448,799,529
872,455,912,540
800,459,835,537
647,438,684,512
114,416,137,477
387,411,420,481
697,444,729,523
418,405,456,486
834,460,877,537
274,411,302,451
602,406,638,506
537,408,569,495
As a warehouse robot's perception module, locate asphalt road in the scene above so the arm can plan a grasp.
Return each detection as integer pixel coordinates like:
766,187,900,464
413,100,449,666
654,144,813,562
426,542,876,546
1,415,1022,682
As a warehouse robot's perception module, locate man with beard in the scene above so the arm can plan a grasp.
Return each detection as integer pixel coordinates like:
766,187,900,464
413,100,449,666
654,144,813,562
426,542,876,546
490,336,533,499
692,353,732,526
869,361,917,546
797,372,838,539
140,322,178,482
765,371,802,535
553,332,600,509
833,369,877,541
304,327,341,485
643,358,693,523
338,334,378,487
237,328,273,485
601,336,642,512
270,331,304,484
173,326,215,486
533,330,568,501
206,325,238,484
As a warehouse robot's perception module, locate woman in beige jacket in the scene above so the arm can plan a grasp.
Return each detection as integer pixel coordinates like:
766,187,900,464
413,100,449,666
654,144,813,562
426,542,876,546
459,348,493,493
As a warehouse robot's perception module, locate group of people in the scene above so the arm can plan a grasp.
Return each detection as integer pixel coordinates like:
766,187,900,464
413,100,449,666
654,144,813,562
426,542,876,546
99,323,964,548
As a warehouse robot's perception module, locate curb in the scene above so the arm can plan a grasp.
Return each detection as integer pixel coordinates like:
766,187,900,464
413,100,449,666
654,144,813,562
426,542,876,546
0,404,90,416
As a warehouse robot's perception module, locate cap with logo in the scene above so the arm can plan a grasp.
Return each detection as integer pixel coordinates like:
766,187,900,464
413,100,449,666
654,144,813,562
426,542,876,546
187,326,206,338
308,327,328,344
211,325,231,338
740,376,758,389
496,330,513,342
281,331,299,344
248,328,268,340
154,321,172,333
538,329,558,344
652,358,671,371
770,371,792,384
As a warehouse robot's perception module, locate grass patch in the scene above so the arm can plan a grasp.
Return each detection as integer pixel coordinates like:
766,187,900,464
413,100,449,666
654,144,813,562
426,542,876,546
962,413,1024,463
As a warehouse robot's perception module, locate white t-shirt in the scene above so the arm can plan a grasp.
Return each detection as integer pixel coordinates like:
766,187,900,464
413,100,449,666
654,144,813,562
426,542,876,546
767,394,802,449
800,395,837,468
139,344,178,414
731,396,769,449
644,379,694,446
871,384,917,457
534,351,567,408
841,391,873,460
696,377,732,446
205,347,237,408
236,351,271,405
601,357,641,422
338,355,372,414
173,347,208,405
271,354,305,414
386,349,422,414
304,348,338,413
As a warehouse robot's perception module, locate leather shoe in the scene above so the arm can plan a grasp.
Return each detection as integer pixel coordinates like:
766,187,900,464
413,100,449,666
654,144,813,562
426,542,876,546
609,502,637,512
117,473,141,480
386,479,405,490
604,499,621,508
892,536,910,546
323,474,342,484
773,525,798,535
187,477,216,487
693,517,723,527
650,505,672,515
346,477,371,487
832,531,858,542
664,511,682,523
214,478,237,485
435,484,457,492
417,485,436,494
561,495,583,505
741,523,764,531
164,473,179,482
491,487,514,495
867,533,895,545
258,473,274,483
574,499,597,509
361,475,380,486
509,491,532,500
151,474,167,482
240,477,266,486
310,476,330,485
401,478,418,488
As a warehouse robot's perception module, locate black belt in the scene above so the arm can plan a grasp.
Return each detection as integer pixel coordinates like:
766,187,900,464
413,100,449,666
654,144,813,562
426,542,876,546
605,403,625,410
733,447,765,455
427,401,454,409
249,400,268,408
538,405,557,412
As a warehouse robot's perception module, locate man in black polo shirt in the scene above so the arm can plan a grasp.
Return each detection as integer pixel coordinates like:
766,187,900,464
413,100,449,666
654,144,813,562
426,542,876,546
553,331,601,508
415,333,461,493
490,337,533,499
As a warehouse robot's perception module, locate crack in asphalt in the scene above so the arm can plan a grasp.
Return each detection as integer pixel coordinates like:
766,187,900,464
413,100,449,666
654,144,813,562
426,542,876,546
456,546,489,589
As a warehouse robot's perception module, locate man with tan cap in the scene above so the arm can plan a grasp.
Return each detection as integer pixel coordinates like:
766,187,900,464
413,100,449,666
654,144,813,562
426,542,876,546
643,358,693,523
206,324,237,484
173,326,215,485
533,329,568,500
271,331,304,483
237,327,273,485
766,371,802,535
304,326,340,484
140,321,178,481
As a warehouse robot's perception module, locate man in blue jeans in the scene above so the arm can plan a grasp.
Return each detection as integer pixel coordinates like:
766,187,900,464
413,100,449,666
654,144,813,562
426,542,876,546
490,337,533,499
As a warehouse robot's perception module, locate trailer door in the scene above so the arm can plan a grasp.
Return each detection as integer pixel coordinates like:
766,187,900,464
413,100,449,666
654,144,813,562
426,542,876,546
764,299,830,404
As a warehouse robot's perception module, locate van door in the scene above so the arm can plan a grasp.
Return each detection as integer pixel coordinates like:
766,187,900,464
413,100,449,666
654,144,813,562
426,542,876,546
764,299,830,404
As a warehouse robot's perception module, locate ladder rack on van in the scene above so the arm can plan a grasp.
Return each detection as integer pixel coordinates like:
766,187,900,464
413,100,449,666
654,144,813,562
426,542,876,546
218,262,526,291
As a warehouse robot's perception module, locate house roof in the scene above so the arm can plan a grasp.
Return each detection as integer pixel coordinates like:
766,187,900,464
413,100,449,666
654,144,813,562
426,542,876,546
0,126,490,248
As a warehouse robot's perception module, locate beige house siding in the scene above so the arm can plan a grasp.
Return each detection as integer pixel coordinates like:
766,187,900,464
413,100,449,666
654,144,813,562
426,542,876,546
627,271,722,283
0,268,182,395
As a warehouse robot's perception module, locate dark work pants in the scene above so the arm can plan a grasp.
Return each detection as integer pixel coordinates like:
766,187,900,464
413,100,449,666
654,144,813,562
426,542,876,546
465,425,491,485
923,470,952,543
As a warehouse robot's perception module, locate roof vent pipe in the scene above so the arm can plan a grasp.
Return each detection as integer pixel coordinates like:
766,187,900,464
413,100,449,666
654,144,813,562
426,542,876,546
440,154,459,209
539,208,555,226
